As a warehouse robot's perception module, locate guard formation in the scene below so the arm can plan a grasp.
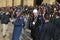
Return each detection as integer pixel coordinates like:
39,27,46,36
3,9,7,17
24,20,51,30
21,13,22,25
0,3,60,40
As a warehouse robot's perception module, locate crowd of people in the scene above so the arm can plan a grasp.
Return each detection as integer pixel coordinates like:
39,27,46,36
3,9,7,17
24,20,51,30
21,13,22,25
0,2,60,40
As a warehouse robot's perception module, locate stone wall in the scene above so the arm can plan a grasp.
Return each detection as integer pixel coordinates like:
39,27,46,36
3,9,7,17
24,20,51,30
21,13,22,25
14,0,21,6
7,0,12,7
23,0,34,6
0,0,6,7
43,0,55,4
0,0,56,7
0,0,21,7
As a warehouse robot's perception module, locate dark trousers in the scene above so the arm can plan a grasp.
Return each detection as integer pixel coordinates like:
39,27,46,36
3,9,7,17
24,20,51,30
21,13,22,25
53,29,60,40
40,29,51,40
31,27,41,40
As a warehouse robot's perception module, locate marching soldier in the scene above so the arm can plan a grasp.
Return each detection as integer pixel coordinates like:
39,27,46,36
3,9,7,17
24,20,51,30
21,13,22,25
31,9,43,40
40,13,54,40
53,11,60,40
12,8,24,40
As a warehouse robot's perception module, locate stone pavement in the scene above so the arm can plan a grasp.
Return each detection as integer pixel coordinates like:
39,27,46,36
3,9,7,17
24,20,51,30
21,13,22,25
0,22,32,40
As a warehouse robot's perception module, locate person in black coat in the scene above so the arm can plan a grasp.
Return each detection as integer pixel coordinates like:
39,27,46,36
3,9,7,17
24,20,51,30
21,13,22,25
31,9,42,40
1,11,10,38
40,14,54,40
53,12,60,40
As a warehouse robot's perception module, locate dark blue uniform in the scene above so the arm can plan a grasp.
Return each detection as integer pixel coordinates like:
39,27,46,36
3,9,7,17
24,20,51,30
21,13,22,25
40,22,54,40
31,15,44,40
38,15,44,32
12,15,24,40
54,18,60,40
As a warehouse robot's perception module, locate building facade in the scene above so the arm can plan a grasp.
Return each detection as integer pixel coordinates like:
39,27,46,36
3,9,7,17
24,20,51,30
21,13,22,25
0,0,56,7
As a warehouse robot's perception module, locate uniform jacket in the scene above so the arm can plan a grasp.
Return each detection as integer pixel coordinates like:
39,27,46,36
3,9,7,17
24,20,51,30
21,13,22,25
14,15,24,26
31,15,44,40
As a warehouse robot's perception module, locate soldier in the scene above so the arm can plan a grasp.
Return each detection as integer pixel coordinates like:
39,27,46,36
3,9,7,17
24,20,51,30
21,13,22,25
38,14,44,32
12,8,24,40
53,11,60,40
31,8,42,40
40,13,54,40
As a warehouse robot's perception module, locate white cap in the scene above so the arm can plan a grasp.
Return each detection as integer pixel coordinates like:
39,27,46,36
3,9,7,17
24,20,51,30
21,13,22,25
33,9,38,14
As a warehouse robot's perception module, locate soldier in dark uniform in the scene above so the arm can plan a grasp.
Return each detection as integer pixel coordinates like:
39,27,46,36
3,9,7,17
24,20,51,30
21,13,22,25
53,12,60,40
49,14,56,39
40,14,54,40
12,8,24,40
38,14,44,32
31,9,43,40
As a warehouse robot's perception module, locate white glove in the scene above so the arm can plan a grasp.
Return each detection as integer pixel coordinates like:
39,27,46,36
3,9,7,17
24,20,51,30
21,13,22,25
33,22,35,25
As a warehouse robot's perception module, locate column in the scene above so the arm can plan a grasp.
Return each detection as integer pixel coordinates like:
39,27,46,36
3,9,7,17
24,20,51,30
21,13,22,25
43,0,55,4
12,0,14,6
27,0,34,6
7,0,12,7
23,0,28,5
0,0,2,7
23,0,34,6
21,0,23,6
14,0,21,6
